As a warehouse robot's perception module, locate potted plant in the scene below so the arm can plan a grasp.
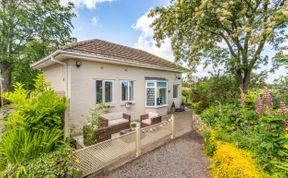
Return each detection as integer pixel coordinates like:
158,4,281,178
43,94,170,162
171,102,176,113
180,102,185,111
125,102,133,108
130,121,137,130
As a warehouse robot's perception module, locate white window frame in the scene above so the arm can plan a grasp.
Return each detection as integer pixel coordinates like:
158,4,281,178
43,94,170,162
145,80,168,108
120,80,135,102
96,80,114,104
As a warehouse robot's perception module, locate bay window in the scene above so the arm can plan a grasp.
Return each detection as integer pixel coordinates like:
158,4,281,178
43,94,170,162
96,80,113,103
146,81,167,107
121,80,134,101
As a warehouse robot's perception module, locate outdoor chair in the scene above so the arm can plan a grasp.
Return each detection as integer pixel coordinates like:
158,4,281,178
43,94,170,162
100,112,131,134
140,112,162,128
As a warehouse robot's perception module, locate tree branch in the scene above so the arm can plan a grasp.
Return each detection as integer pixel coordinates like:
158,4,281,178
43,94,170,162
219,32,237,59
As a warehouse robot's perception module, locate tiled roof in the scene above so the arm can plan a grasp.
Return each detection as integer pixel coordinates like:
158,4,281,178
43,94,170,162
60,39,184,71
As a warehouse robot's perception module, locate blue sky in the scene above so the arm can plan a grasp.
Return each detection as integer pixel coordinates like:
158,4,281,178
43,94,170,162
61,0,286,83
68,0,168,44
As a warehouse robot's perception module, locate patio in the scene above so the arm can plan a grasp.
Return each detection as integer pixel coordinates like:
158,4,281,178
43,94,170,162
73,109,194,177
163,109,194,137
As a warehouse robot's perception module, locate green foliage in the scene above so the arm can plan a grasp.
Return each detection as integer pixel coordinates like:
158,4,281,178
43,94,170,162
149,0,288,91
87,103,109,129
0,0,76,90
187,75,238,114
0,74,73,176
203,129,217,157
0,144,77,178
201,105,221,127
84,103,109,146
3,75,66,131
130,121,137,129
244,90,259,109
182,87,192,103
201,87,288,177
0,128,62,166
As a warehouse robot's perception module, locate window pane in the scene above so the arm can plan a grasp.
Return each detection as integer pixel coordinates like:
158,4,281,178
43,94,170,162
157,88,166,105
129,81,134,101
147,82,155,88
122,81,128,101
146,88,155,106
157,81,167,88
105,81,112,102
96,80,103,103
173,85,178,98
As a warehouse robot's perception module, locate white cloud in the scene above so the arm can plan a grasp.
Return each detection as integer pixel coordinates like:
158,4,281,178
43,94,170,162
91,16,98,26
132,12,174,62
60,0,113,9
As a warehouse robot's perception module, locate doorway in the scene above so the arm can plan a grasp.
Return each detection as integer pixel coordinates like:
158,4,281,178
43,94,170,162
173,84,180,108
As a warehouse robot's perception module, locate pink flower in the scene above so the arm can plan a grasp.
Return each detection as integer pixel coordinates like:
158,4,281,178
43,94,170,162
278,101,288,115
256,96,264,117
240,88,245,105
263,87,272,114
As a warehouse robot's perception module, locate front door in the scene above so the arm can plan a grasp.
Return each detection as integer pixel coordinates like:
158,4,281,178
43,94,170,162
173,84,180,108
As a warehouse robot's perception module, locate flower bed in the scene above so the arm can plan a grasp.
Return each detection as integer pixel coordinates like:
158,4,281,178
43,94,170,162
201,87,288,177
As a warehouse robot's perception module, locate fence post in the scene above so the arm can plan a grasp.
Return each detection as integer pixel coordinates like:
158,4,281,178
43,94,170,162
171,114,175,139
135,126,141,157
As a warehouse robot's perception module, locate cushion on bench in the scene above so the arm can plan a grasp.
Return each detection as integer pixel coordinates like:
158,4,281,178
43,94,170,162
102,112,123,121
148,112,159,119
142,119,152,125
108,118,129,127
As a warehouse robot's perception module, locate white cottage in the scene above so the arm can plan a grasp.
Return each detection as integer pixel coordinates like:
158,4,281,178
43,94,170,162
31,39,187,133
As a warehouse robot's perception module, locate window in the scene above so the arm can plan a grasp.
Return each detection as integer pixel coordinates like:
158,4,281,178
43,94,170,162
121,80,134,101
96,80,113,103
146,81,168,107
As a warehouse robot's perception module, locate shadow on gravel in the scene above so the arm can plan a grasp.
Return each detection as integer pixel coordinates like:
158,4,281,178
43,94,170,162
105,131,210,178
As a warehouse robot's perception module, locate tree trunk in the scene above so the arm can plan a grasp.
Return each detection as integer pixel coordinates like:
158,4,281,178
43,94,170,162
239,69,251,93
0,62,12,91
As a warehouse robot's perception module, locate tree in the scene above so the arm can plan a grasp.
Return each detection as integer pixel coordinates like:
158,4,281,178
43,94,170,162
149,0,288,92
0,0,76,90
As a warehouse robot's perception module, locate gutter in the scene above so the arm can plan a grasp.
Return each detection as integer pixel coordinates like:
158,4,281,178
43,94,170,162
32,50,188,73
50,56,69,98
63,51,187,73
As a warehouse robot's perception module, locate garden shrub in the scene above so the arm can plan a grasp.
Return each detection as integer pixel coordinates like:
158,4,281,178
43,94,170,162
201,87,288,177
182,87,193,103
0,144,77,178
83,103,109,146
0,74,76,177
201,105,221,127
210,142,262,178
203,129,217,157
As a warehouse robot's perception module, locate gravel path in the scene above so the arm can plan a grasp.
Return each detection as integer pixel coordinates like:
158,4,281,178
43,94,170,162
105,131,210,178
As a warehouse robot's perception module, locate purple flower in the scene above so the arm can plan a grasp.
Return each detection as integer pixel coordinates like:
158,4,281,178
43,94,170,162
278,101,288,115
263,87,272,114
256,96,264,117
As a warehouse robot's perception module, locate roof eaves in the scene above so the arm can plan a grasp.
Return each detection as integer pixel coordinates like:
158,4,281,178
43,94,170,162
60,50,185,73
30,50,63,69
31,49,188,73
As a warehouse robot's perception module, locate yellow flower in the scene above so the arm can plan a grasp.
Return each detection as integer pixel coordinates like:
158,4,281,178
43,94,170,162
286,127,288,131
76,168,80,172
75,159,80,164
210,142,262,178
198,124,205,132
284,144,288,149
285,134,288,139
